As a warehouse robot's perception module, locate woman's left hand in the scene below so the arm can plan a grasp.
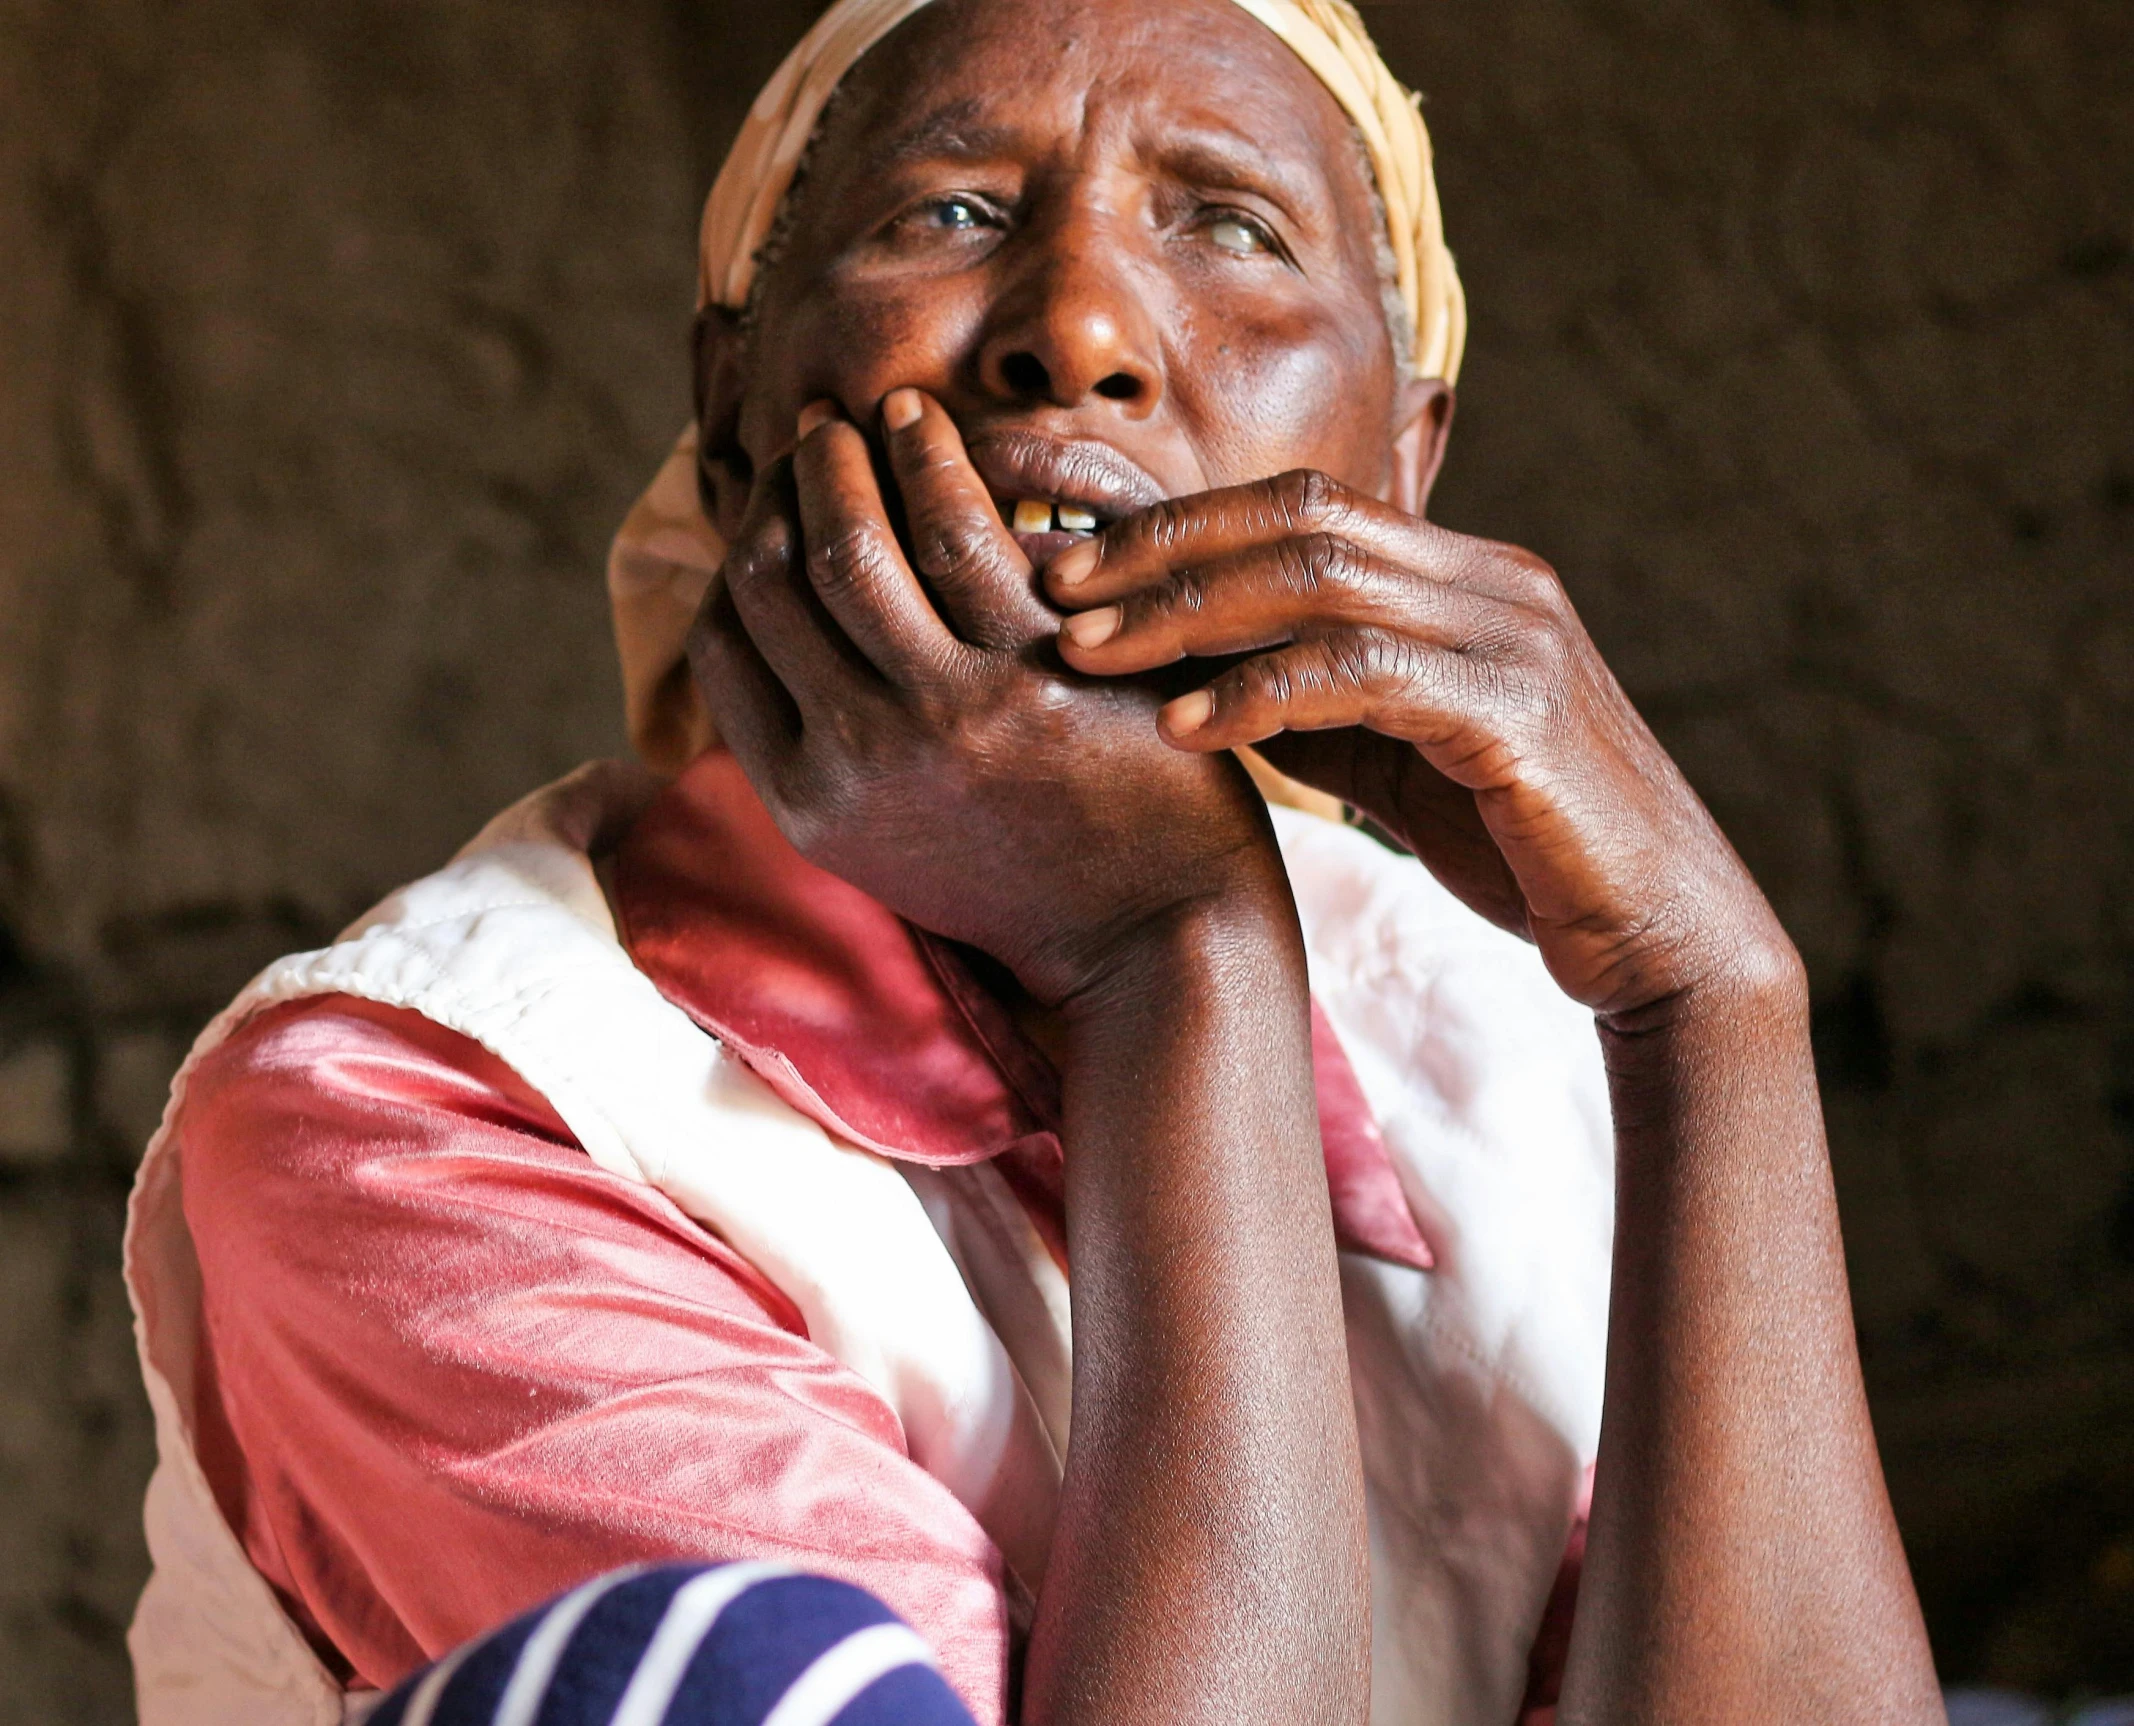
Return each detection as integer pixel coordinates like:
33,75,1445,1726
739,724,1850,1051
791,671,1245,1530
1045,472,1789,1023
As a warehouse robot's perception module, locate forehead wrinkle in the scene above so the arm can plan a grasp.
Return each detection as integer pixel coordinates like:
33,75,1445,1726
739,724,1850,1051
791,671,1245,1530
843,0,1337,146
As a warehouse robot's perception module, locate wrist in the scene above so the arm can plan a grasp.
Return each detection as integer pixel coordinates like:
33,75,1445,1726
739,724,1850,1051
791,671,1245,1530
1054,875,1324,1204
1588,866,1806,1029
1056,875,1308,1032
1596,925,1810,1083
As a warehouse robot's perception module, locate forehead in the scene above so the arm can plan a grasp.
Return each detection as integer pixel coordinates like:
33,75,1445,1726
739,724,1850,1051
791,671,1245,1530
820,0,1376,213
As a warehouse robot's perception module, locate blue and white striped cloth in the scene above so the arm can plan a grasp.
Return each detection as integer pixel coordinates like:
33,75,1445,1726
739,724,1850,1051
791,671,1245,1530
363,1563,981,1726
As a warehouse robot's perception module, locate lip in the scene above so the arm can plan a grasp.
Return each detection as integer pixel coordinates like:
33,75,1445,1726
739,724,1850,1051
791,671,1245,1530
962,428,1170,526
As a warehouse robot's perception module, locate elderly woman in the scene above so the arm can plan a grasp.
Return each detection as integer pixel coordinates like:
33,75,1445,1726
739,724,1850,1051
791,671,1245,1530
124,1,1944,1723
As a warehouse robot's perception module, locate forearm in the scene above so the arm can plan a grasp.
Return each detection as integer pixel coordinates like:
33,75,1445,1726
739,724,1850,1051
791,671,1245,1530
1021,892,1370,1726
1560,947,1942,1724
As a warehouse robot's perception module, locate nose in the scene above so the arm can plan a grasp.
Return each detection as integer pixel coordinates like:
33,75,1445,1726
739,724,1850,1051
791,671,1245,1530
975,214,1164,417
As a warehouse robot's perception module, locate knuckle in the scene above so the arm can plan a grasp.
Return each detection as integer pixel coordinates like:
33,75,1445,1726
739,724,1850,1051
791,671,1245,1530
1243,651,1303,709
1489,541,1567,609
1495,606,1579,702
912,515,991,582
1141,494,1200,557
1279,531,1370,602
1142,567,1206,624
1270,468,1349,534
806,523,884,597
1326,628,1406,691
821,700,870,757
916,445,962,482
1491,639,1570,734
1005,672,1080,738
724,529,781,595
775,789,833,863
1271,534,1322,598
1524,616,1573,677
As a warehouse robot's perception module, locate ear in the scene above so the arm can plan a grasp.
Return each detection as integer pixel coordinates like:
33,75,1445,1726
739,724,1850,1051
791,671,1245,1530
693,305,755,541
1387,376,1455,519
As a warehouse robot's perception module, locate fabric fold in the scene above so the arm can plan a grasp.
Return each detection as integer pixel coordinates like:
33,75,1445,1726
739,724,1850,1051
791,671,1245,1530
612,750,1434,1272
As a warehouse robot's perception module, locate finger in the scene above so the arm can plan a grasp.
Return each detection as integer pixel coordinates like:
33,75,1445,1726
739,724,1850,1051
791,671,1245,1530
1257,729,1531,935
790,406,962,681
686,574,802,792
1155,629,1484,766
880,389,1052,650
1057,536,1496,676
721,458,877,716
1046,468,1416,606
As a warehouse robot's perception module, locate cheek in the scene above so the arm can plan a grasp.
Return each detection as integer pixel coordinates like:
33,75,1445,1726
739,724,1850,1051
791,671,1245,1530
742,282,987,466
1178,304,1395,491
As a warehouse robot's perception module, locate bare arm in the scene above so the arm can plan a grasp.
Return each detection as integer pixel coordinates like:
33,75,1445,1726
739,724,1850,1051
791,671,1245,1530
1050,469,1945,1723
691,394,1369,1725
1033,898,1366,1724
1565,960,1943,1723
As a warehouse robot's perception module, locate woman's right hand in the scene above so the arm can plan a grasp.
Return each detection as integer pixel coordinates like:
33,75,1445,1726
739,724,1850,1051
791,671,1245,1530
687,388,1292,1008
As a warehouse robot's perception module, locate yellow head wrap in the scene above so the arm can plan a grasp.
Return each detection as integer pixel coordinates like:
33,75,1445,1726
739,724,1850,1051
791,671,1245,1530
611,0,1465,777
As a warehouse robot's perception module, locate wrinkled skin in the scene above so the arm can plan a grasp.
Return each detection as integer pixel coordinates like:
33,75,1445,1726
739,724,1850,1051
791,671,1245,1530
1045,473,1764,1018
702,398,1281,1010
692,0,1424,1007
685,0,1945,1722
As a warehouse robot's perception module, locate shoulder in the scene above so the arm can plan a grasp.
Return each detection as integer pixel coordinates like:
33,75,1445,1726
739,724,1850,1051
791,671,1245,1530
174,995,580,1300
178,994,575,1193
175,993,800,1329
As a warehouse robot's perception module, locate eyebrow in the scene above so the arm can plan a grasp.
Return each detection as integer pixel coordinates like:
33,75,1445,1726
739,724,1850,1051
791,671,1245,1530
1146,125,1333,228
874,101,1026,172
866,103,1339,233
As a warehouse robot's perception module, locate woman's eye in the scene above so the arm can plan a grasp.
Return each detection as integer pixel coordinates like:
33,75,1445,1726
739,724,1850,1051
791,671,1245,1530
924,197,989,231
882,194,1006,254
1207,215,1273,256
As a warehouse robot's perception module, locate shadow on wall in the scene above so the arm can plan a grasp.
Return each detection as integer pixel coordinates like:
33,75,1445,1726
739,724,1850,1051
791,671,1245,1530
0,0,2128,1717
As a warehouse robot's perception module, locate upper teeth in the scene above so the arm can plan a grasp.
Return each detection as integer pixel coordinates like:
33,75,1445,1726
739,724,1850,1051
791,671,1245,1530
1010,500,1100,535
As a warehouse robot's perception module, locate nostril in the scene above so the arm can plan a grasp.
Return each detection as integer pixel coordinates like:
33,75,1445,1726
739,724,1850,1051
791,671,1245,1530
1094,372,1141,401
1000,352,1050,397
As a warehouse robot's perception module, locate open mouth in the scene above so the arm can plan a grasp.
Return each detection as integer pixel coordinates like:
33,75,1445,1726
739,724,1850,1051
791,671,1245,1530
962,429,1164,567
996,496,1110,564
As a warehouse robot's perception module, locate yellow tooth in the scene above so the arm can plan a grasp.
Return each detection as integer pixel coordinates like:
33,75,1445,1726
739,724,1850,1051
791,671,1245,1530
1012,500,1054,533
1057,504,1098,533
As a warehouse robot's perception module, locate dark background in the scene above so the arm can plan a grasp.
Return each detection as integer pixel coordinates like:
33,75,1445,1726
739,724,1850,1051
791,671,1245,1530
2,0,2129,1718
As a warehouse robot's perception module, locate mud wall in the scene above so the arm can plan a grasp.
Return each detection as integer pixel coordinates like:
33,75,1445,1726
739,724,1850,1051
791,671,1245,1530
1,0,2127,1715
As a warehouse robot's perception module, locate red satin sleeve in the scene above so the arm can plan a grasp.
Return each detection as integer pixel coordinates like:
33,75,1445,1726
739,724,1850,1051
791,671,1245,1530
175,995,1012,1719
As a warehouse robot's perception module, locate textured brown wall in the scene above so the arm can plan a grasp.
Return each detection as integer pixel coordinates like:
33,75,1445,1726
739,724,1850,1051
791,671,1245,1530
1377,0,2134,1695
1,0,2128,1717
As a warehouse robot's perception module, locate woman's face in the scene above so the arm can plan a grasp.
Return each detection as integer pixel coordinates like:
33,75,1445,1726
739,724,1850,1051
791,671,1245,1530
698,0,1446,548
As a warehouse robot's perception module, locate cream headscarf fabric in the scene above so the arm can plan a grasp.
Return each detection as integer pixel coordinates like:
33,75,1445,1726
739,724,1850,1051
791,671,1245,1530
610,0,1466,780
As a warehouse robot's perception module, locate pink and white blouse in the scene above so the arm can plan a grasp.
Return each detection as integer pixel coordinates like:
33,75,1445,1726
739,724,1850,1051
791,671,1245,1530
132,754,1611,1726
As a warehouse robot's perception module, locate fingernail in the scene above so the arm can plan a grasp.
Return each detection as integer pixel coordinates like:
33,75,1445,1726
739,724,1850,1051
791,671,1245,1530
797,399,839,438
882,389,923,432
1063,606,1121,649
1050,541,1099,587
1161,690,1214,736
